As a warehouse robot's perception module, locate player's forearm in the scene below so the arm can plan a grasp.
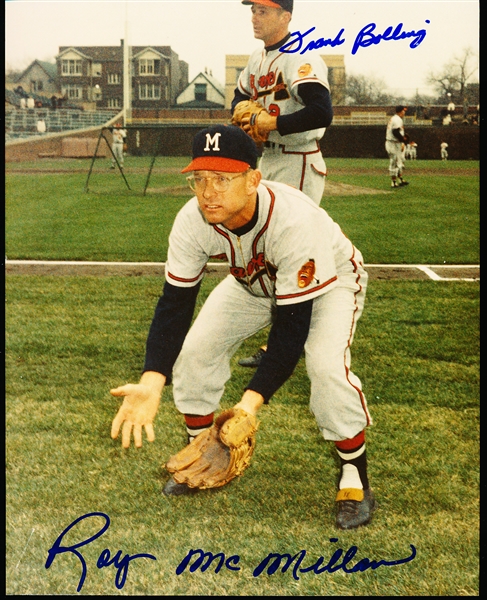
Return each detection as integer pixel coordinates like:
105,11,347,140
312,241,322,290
234,390,265,416
277,84,333,136
143,281,201,380
139,371,166,395
231,88,250,113
245,300,313,402
392,128,405,142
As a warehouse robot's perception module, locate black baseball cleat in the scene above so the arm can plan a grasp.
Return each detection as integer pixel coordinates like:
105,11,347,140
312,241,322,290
162,477,199,496
335,488,377,530
399,180,409,186
238,347,266,368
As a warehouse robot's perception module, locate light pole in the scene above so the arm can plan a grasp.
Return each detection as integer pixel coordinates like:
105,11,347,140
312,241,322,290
123,1,131,125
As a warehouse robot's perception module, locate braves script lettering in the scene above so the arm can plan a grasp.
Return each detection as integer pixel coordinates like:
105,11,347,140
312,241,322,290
45,512,157,592
280,21,430,55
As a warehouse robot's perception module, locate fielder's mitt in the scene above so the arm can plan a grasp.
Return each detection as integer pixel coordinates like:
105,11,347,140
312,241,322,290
231,100,269,143
166,408,259,489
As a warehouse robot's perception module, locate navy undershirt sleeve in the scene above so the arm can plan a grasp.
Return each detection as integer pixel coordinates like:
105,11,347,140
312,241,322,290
231,88,250,113
392,127,405,142
143,280,201,383
231,83,333,137
245,299,314,402
277,83,333,136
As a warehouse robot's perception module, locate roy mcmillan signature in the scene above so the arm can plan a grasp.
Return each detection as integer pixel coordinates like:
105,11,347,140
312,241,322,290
280,21,430,55
45,513,416,591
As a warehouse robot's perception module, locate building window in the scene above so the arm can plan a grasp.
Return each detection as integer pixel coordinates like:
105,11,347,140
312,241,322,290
108,73,121,84
108,98,121,108
139,84,161,100
139,59,160,75
92,63,102,77
62,59,82,76
235,68,245,83
62,84,83,99
31,80,43,92
195,83,207,102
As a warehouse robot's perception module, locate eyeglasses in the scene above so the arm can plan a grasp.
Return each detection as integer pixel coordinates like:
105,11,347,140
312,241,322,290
186,171,249,193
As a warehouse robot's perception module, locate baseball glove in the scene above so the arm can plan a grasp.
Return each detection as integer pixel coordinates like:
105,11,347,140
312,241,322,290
165,408,259,489
231,100,269,143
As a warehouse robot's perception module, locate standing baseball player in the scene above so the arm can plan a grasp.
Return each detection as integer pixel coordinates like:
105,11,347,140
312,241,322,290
385,105,409,188
231,0,333,367
110,124,376,530
440,141,449,160
110,122,127,170
409,140,418,160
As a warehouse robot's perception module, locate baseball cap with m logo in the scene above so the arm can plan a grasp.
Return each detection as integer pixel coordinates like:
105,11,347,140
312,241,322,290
181,124,258,173
241,0,293,13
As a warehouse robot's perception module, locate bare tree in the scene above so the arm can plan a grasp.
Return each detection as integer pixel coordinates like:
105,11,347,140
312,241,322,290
5,65,23,84
426,47,479,117
344,73,394,106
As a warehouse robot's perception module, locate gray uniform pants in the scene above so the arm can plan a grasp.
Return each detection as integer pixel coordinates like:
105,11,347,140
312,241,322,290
385,140,404,177
112,141,124,167
259,142,327,206
172,271,371,442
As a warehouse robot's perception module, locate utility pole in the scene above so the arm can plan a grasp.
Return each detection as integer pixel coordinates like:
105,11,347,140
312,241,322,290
123,1,131,125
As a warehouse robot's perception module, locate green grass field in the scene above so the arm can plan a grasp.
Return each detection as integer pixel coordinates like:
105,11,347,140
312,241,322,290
6,156,479,264
6,158,479,595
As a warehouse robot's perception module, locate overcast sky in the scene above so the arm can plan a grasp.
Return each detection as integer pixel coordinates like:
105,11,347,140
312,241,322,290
5,0,480,98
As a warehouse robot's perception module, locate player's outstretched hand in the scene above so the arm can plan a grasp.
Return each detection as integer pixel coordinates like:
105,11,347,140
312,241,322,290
110,375,164,448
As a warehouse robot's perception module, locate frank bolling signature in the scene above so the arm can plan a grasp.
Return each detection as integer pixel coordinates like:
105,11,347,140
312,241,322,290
280,21,430,55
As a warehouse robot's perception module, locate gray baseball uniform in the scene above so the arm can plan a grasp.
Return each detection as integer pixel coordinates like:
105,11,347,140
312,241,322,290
236,46,331,204
165,180,371,441
385,113,405,177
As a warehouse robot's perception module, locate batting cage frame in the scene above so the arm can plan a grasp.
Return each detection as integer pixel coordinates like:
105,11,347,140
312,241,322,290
84,125,165,195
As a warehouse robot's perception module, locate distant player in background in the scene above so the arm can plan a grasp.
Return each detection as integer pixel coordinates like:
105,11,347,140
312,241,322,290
232,0,333,367
440,141,449,160
110,123,127,170
409,141,418,160
385,105,409,188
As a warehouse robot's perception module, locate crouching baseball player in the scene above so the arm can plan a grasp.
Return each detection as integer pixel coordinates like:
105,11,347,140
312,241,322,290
110,124,376,530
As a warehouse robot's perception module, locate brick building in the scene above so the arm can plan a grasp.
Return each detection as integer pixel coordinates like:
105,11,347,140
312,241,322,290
56,41,188,111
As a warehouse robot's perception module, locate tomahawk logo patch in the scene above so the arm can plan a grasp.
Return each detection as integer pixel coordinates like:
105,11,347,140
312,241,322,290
297,259,317,288
297,63,313,78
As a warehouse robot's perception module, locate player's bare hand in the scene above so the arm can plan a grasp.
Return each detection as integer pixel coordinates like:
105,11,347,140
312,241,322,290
110,378,163,448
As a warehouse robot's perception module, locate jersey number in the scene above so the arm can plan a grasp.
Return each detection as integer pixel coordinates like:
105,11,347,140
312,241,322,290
268,103,280,117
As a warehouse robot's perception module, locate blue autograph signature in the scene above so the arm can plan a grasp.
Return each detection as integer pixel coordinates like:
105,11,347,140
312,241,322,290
280,26,345,53
45,512,156,592
280,21,430,55
176,539,417,579
351,21,430,54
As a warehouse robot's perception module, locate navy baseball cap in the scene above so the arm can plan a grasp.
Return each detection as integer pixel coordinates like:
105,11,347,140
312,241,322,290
181,124,258,173
242,0,293,12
